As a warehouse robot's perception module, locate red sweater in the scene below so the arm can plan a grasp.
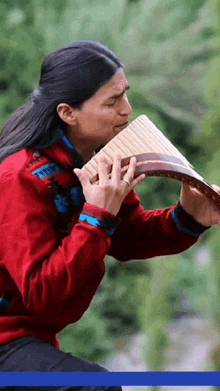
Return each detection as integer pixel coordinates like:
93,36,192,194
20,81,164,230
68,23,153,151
0,141,199,348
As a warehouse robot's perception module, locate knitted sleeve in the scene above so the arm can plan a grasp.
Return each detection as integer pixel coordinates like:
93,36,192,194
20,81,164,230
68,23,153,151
108,190,202,262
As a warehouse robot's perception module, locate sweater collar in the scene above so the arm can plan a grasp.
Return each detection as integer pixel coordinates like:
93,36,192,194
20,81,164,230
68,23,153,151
41,129,86,169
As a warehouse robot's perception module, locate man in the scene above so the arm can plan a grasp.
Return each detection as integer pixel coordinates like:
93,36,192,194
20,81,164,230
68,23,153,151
0,41,219,390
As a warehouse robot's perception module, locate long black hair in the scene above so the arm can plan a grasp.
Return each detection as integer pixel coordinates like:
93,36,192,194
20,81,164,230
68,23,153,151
0,41,122,162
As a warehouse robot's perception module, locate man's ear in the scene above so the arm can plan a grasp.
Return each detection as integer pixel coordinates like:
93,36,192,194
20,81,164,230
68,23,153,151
56,103,78,125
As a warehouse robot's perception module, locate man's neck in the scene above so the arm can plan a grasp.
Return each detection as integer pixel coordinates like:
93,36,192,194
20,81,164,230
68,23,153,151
74,144,96,162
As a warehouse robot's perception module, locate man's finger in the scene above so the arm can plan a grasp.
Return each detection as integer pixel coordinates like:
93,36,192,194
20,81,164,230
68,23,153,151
74,168,90,186
126,156,137,179
181,182,202,196
98,157,109,185
130,173,145,189
111,154,121,186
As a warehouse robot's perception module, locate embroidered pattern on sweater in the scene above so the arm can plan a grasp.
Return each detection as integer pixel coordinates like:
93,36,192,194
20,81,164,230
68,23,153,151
32,162,62,179
31,151,85,236
50,181,85,215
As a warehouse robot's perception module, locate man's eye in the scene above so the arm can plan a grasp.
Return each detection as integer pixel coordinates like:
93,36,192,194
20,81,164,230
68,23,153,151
106,100,116,107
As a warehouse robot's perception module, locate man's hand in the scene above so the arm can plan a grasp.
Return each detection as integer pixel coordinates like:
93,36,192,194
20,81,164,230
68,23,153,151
180,182,220,227
74,155,145,216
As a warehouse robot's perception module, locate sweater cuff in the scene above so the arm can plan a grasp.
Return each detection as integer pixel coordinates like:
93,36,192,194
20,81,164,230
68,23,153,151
79,203,120,237
172,201,210,237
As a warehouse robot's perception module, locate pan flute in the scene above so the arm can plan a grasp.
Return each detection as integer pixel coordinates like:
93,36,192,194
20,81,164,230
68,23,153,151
82,115,220,210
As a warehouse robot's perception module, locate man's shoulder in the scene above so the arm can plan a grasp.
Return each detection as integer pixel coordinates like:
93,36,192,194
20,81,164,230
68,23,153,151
0,149,33,177
0,148,57,183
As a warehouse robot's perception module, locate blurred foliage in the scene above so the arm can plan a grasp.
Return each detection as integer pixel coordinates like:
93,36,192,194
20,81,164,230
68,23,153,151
59,257,150,361
194,0,220,379
0,1,45,125
134,256,177,370
1,0,219,373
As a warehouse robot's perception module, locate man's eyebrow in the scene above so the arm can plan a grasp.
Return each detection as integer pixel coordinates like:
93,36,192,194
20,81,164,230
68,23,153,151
106,85,130,100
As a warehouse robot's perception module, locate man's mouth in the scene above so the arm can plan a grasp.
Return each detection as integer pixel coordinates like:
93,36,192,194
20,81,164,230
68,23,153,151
115,121,129,131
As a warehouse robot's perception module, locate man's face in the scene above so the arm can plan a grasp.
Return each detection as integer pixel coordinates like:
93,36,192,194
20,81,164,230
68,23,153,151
69,68,132,149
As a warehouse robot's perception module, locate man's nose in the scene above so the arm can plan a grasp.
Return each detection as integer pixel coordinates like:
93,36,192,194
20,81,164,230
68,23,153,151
119,95,132,116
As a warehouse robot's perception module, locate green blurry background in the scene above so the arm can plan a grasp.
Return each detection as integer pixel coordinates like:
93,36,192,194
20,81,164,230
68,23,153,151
2,0,220,387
